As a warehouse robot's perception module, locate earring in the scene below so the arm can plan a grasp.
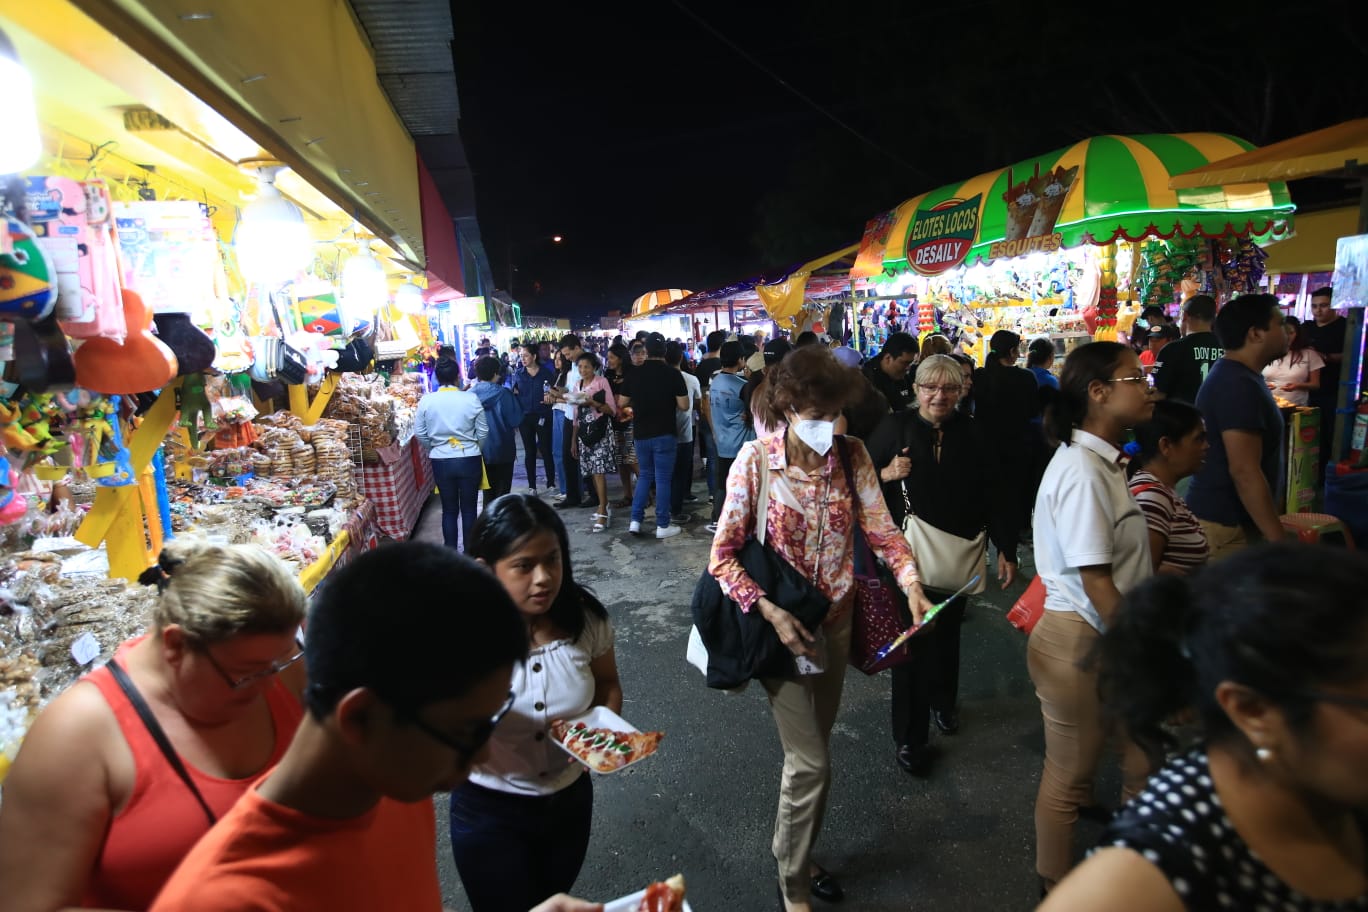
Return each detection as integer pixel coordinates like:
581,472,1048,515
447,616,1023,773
1256,747,1274,763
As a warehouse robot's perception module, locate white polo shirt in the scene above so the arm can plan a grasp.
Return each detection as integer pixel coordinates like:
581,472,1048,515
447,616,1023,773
1032,429,1152,631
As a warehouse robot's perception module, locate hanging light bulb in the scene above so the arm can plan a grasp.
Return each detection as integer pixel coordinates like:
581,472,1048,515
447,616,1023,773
394,275,425,314
234,164,312,287
0,29,42,174
341,242,387,331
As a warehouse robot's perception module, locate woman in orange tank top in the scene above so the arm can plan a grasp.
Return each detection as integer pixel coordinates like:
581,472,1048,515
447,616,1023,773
0,540,308,911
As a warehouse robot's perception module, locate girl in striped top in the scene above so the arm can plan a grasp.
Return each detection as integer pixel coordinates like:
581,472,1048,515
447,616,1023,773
1128,399,1211,574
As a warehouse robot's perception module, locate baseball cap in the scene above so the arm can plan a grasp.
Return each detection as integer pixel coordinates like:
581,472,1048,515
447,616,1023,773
745,351,766,373
763,338,793,364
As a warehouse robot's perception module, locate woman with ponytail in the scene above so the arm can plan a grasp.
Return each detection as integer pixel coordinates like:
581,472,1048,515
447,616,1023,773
1029,341,1157,892
0,542,306,911
1041,544,1368,911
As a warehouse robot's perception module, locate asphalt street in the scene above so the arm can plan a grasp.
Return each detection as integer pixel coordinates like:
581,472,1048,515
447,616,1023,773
415,449,1121,912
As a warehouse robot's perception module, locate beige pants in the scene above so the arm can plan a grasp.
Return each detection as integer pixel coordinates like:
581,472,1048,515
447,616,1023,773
763,611,852,903
1199,519,1257,562
1027,610,1151,886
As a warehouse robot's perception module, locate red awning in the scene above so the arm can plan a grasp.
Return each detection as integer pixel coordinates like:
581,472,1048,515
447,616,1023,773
418,155,465,300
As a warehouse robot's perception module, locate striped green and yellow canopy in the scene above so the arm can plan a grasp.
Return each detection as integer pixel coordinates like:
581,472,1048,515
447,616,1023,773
852,133,1295,278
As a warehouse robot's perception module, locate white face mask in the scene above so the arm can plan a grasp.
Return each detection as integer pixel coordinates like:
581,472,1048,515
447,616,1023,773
789,412,835,456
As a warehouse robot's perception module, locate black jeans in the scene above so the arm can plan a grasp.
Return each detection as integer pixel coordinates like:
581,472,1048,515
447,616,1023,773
449,774,593,912
518,413,555,489
483,461,515,512
670,440,693,514
891,590,968,749
560,416,583,506
711,455,735,522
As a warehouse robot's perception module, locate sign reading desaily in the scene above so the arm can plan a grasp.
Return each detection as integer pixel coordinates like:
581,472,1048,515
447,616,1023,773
904,195,982,276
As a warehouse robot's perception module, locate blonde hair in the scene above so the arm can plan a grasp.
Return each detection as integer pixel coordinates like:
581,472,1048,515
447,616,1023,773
150,540,306,643
921,334,953,358
914,354,963,389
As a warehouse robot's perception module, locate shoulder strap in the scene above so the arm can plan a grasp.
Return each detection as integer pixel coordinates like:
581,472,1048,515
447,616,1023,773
106,660,217,826
835,435,854,491
754,438,770,546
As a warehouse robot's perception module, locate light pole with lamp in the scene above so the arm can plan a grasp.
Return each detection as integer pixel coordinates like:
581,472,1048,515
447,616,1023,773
505,234,563,297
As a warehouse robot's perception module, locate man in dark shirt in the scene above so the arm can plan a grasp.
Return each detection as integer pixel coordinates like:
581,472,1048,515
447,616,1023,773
971,330,1040,530
1305,287,1347,470
618,337,688,539
695,330,727,506
862,332,919,412
1188,293,1289,559
1154,295,1223,404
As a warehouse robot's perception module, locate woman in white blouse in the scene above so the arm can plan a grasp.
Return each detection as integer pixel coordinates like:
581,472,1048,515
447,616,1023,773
1030,341,1157,894
1262,316,1324,407
450,494,622,912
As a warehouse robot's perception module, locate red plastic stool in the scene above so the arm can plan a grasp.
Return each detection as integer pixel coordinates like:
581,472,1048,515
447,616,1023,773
1279,513,1357,550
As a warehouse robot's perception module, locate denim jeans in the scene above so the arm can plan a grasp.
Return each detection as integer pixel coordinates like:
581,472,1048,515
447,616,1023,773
430,455,484,551
551,415,567,496
449,775,593,912
632,434,676,528
670,440,693,514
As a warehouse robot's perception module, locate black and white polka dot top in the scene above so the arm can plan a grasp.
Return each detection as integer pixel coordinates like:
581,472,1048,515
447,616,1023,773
1099,751,1368,912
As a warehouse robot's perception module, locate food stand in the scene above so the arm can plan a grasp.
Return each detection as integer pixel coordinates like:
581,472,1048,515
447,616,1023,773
846,133,1295,367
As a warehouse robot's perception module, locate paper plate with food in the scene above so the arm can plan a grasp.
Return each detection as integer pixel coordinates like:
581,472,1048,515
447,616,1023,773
603,873,690,912
549,706,663,774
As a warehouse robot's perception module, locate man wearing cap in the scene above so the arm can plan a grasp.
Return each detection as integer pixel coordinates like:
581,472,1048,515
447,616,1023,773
706,340,756,532
1140,324,1179,373
972,330,1041,531
862,332,919,412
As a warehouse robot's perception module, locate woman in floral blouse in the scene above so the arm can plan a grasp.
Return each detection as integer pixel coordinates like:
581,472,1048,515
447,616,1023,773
708,345,934,912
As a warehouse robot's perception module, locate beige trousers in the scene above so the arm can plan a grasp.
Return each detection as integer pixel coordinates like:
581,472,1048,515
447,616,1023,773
1199,519,1256,562
1027,609,1151,885
762,611,852,903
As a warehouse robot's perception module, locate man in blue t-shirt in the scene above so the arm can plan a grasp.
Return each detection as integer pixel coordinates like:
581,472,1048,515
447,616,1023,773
706,341,756,532
1187,294,1290,559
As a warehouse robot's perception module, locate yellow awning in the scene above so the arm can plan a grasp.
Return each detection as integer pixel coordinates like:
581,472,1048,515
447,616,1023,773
1264,207,1359,275
757,244,858,329
1168,119,1368,188
12,0,424,266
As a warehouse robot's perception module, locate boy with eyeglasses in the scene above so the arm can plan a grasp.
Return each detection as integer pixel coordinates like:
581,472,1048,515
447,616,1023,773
151,543,600,912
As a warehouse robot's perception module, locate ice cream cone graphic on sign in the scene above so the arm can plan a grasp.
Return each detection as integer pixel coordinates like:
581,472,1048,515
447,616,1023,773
1003,164,1042,241
1027,165,1079,238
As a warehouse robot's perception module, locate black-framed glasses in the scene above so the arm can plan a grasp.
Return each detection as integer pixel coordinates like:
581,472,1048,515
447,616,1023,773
202,638,305,691
407,690,516,758
917,383,963,396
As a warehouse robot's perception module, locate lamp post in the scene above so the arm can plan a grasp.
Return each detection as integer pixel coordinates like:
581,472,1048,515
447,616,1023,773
505,234,563,297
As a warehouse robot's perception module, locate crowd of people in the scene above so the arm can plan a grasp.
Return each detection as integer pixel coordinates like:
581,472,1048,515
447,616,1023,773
1,291,1363,912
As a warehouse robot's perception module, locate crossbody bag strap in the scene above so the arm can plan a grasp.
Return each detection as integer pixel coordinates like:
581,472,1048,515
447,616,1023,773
899,419,915,519
754,438,770,546
106,660,217,826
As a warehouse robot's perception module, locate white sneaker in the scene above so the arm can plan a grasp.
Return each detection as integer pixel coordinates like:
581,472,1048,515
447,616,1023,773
526,487,539,495
628,521,642,535
655,524,682,540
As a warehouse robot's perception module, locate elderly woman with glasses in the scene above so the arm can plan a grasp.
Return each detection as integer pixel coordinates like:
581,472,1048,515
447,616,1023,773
866,354,1022,777
0,541,307,912
449,494,622,912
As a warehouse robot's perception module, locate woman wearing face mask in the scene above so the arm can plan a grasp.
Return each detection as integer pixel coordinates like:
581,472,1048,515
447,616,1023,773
1040,545,1368,912
450,494,621,912
1030,341,1157,894
1127,400,1211,574
710,346,935,912
865,355,1021,776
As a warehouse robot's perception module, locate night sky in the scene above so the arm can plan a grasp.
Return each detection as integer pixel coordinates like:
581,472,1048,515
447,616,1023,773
452,0,1368,320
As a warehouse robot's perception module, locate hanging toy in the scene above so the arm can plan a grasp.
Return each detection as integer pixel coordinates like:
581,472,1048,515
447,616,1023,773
0,457,29,526
0,217,58,320
178,371,217,448
92,395,136,486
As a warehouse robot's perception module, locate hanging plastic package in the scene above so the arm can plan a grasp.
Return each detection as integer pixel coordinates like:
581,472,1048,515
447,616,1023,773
25,175,89,322
60,180,127,342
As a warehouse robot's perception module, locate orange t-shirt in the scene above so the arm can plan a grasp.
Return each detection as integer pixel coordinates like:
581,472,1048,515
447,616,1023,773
149,784,442,912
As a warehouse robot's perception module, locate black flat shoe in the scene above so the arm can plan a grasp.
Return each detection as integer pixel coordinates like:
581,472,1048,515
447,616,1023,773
810,864,844,902
931,708,960,735
895,743,936,777
776,881,786,912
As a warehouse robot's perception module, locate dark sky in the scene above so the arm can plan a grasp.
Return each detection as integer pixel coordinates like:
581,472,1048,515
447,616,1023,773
452,0,1368,320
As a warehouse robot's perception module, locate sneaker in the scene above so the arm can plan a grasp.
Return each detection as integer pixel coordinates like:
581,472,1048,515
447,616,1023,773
683,493,700,503
526,487,539,495
628,521,642,535
655,524,682,540
671,512,693,524
551,492,566,501
704,522,719,534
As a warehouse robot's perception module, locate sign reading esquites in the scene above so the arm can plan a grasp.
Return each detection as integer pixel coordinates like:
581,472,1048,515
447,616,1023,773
904,195,982,276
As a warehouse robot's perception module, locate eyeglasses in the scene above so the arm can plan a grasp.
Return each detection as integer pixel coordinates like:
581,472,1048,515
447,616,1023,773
407,690,516,758
202,638,305,691
1105,375,1149,386
917,384,963,396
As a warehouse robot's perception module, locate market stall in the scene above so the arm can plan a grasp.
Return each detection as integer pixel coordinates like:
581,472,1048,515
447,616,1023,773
846,132,1295,368
0,1,461,777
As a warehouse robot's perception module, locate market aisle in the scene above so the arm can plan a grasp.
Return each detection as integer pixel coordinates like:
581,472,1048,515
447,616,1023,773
416,449,1093,911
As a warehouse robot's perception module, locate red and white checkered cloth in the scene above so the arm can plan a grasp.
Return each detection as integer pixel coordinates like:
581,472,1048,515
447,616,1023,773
411,442,435,499
357,441,425,540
